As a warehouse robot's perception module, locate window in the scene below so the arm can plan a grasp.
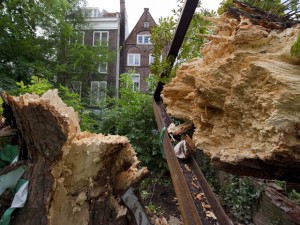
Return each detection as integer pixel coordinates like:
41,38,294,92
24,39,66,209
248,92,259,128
137,35,151,44
131,74,140,92
90,81,107,105
149,54,155,65
90,9,99,17
127,54,140,66
144,22,149,28
93,31,109,46
99,63,108,73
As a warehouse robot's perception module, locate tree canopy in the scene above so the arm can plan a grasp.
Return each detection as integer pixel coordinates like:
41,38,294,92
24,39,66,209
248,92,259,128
0,0,113,92
150,0,215,81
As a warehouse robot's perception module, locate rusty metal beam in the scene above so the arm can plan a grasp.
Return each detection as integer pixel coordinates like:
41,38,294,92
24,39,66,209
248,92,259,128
153,100,203,225
167,0,199,64
153,99,233,225
152,0,232,224
154,0,199,102
190,158,233,225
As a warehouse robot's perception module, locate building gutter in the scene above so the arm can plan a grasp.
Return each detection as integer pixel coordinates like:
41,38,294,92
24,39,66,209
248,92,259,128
116,13,120,98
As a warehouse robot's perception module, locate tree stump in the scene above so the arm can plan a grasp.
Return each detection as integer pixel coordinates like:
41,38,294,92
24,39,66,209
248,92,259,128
1,90,148,225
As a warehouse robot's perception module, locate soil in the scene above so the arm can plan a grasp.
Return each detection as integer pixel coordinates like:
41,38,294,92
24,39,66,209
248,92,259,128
139,172,183,224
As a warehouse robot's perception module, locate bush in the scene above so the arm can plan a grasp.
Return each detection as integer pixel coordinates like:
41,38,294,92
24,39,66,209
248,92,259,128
220,175,260,224
95,73,165,171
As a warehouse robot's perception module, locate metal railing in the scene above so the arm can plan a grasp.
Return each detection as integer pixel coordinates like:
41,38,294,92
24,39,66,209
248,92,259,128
152,1,232,224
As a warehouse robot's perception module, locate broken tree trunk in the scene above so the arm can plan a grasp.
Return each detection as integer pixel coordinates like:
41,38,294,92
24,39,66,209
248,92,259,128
162,4,300,182
1,90,147,225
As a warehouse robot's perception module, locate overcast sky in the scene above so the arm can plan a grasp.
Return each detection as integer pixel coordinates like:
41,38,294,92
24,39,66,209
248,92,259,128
87,0,223,31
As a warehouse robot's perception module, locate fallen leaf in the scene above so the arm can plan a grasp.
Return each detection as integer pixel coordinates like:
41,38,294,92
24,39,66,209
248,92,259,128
195,193,203,201
207,211,217,220
201,201,211,210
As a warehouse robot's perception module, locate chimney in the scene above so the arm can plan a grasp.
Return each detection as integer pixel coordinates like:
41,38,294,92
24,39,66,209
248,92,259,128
120,0,126,46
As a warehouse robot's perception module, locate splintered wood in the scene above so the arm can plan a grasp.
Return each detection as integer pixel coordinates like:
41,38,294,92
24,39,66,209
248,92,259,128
162,7,300,181
2,90,148,225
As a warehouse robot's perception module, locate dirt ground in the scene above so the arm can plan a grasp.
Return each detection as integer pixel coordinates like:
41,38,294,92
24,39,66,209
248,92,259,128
139,172,183,224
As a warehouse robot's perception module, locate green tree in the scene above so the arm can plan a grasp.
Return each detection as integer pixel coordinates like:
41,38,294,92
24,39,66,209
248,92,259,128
0,0,113,97
150,0,215,81
0,0,77,83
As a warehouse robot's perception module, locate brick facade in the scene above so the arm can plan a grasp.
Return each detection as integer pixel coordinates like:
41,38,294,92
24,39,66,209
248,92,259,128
123,8,156,93
84,10,121,99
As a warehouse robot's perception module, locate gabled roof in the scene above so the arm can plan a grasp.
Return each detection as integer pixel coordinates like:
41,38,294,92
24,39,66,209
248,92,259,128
85,7,118,18
125,8,156,45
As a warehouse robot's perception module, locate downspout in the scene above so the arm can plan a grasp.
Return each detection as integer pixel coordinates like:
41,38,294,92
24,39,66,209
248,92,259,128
116,13,120,98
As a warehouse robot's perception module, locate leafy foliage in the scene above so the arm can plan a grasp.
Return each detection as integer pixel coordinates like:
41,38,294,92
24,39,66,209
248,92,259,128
16,76,53,95
150,16,176,82
291,32,300,57
150,0,215,81
267,218,282,225
58,85,97,131
0,0,82,83
288,189,300,205
220,175,260,224
217,0,234,15
14,75,95,131
196,152,221,193
0,0,113,95
55,38,114,87
96,73,164,171
58,85,83,112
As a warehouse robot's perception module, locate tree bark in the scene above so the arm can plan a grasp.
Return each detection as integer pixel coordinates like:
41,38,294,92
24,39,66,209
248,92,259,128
1,90,147,225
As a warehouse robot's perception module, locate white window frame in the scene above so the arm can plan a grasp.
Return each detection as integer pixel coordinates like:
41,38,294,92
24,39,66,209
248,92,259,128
131,74,140,92
149,54,155,65
90,9,99,18
127,53,140,66
98,63,108,74
137,35,151,45
90,81,107,105
93,31,109,46
144,22,149,28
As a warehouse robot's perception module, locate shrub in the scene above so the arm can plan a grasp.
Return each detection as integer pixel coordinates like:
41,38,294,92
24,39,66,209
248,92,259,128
96,73,165,171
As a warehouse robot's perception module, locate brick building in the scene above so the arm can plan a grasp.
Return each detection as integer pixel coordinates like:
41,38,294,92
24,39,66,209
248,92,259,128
82,1,128,104
122,8,156,93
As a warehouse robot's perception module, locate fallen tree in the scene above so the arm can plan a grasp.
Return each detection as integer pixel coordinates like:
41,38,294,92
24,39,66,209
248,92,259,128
1,90,148,225
162,2,300,182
